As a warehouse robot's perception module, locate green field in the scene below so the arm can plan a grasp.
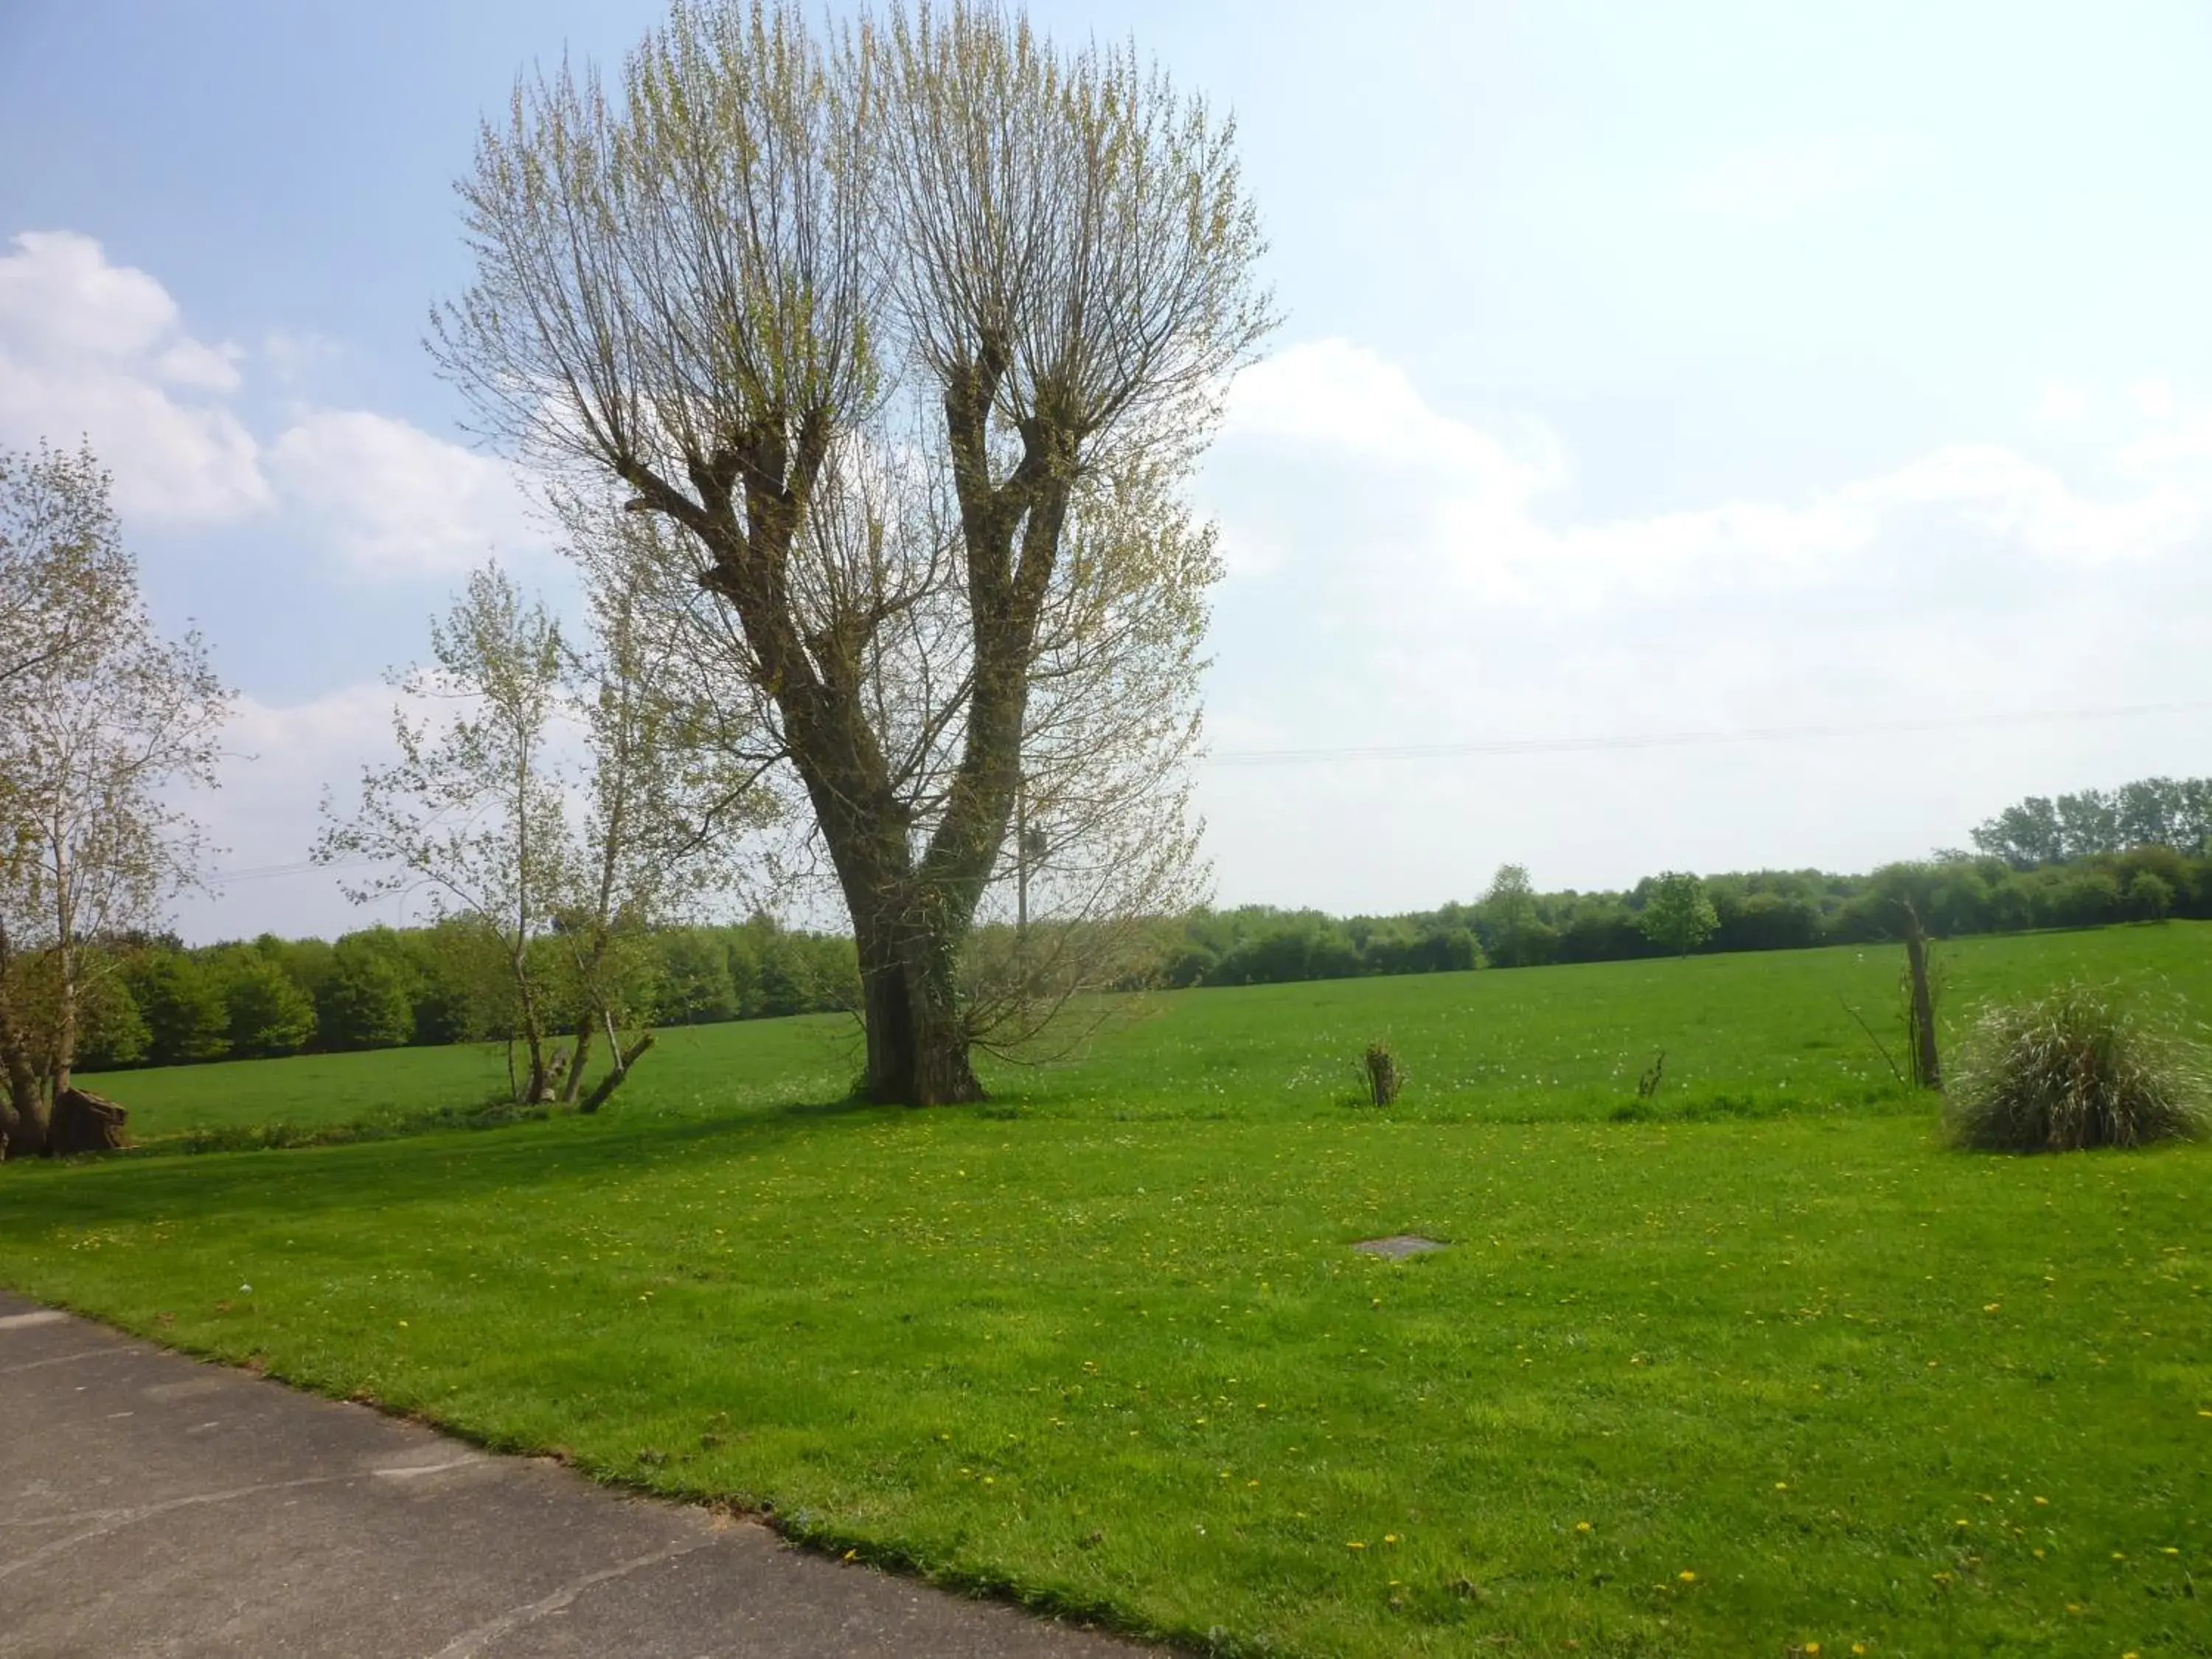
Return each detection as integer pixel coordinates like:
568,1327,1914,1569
8,925,2211,1657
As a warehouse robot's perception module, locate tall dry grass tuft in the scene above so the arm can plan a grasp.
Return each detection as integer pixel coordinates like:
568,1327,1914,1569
1945,985,2212,1152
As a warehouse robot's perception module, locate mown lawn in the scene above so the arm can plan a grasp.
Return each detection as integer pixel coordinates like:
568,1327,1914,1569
10,925,2211,1657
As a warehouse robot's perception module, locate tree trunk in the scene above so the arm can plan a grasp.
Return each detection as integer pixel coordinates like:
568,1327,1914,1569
857,918,981,1107
509,949,552,1104
558,1015,594,1106
580,1031,654,1114
0,922,47,1158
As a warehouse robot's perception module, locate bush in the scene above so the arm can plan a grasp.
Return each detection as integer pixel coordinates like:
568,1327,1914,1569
1945,986,2211,1152
2124,870,2174,923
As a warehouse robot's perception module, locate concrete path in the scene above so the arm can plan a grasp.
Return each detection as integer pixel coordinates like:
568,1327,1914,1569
0,1291,1151,1658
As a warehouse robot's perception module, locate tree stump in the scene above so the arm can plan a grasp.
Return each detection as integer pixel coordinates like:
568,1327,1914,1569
1363,1042,1401,1107
48,1088,128,1155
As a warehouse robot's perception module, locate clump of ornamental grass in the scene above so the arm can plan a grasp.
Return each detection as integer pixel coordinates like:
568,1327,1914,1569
1945,984,2212,1152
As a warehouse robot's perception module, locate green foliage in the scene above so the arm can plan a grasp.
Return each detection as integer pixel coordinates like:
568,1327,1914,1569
1973,774,2212,866
655,927,740,1024
220,953,316,1058
1479,863,1548,967
1946,984,2212,1152
316,931,418,1052
1638,871,1719,957
72,969,150,1071
403,918,504,1046
98,844,2212,1077
125,951,230,1067
2125,869,2174,922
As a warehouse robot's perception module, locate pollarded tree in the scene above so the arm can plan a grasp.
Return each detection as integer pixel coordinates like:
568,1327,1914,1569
435,0,1271,1103
0,445,229,1156
317,565,575,1101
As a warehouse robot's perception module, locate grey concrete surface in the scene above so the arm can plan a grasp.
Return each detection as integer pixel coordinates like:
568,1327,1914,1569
0,1291,1153,1658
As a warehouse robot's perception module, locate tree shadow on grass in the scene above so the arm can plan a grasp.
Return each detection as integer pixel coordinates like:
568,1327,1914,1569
0,1088,913,1239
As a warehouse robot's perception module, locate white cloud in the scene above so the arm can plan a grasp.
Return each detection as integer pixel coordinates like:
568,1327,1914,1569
267,408,548,577
0,230,543,580
1211,340,2212,618
1194,340,2212,909
1663,131,1926,219
0,230,268,521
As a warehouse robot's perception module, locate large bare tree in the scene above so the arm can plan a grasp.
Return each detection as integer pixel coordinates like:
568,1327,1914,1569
0,443,229,1157
437,0,1270,1102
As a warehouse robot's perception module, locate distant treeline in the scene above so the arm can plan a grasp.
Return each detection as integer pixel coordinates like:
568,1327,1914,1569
1164,845,2202,990
1969,776,2212,867
77,773,2212,1072
74,918,860,1073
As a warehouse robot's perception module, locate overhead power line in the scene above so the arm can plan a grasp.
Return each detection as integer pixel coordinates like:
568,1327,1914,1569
1208,698,2212,768
206,856,377,886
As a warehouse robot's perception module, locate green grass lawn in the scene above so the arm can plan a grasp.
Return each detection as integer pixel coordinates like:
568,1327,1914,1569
10,925,2212,1657
88,921,2212,1141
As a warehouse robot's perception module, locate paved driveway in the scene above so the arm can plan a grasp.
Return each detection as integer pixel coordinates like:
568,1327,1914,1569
0,1291,1149,1658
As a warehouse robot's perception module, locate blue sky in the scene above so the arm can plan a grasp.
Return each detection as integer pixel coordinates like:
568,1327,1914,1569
3,1,2208,941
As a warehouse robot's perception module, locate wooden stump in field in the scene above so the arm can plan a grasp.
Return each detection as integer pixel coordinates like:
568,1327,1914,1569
1364,1043,1401,1107
49,1089,128,1155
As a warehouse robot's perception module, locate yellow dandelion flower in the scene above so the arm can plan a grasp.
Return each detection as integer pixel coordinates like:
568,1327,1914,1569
1576,1521,1592,1533
1678,1570,1697,1583
1346,1540,1366,1551
1384,1534,1399,1544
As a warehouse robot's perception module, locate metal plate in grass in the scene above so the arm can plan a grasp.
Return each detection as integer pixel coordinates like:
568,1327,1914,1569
1352,1234,1447,1258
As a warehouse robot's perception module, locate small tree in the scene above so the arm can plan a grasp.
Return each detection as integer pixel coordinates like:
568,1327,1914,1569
1480,863,1538,967
549,508,766,1106
0,443,229,1155
1639,872,1718,958
318,565,574,1101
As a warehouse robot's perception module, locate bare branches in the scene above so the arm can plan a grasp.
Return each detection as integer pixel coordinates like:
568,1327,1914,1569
436,0,1270,1101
